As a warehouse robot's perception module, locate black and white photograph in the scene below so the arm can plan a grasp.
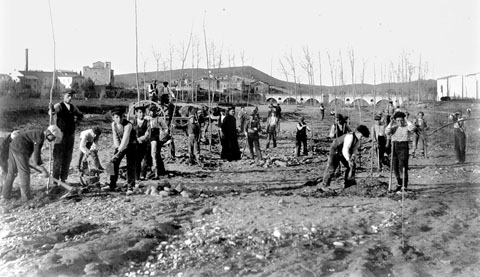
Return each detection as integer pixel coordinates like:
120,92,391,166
0,0,479,276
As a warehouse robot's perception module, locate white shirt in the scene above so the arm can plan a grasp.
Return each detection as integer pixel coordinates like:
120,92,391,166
79,129,98,154
342,133,360,162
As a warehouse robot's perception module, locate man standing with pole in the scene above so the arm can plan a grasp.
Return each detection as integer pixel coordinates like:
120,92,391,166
49,90,83,185
385,112,415,192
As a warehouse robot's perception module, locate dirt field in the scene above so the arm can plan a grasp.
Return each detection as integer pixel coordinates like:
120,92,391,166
0,99,479,277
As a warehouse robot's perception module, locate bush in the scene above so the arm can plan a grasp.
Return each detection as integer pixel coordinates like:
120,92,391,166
440,96,451,101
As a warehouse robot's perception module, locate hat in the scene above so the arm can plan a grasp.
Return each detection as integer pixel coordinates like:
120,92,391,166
63,89,75,95
455,110,462,115
149,104,158,112
336,113,344,120
111,108,124,116
374,115,381,120
393,111,406,119
356,125,370,138
46,125,63,143
227,106,235,111
163,81,169,87
134,105,147,112
92,126,102,136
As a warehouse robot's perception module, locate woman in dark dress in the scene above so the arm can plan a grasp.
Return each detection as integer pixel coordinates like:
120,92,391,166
220,107,241,161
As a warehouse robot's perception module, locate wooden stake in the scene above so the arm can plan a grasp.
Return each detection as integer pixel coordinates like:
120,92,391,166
47,0,56,194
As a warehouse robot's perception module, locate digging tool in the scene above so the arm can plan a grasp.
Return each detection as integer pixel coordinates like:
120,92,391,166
30,165,76,192
426,117,480,137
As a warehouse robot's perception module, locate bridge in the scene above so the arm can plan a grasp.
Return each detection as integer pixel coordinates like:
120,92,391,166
264,93,404,106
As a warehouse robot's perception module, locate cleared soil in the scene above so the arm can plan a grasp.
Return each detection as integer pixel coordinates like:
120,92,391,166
0,99,479,277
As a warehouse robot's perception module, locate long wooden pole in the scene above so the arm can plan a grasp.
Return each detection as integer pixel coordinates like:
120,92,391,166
134,0,140,104
47,0,56,193
203,12,212,152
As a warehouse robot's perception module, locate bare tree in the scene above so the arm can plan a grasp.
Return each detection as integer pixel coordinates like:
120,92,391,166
177,30,193,100
327,50,336,86
361,58,367,84
338,49,345,86
301,46,315,105
318,51,322,97
152,46,161,81
348,47,361,121
285,49,298,102
141,54,148,100
169,43,174,84
278,59,290,82
194,37,202,102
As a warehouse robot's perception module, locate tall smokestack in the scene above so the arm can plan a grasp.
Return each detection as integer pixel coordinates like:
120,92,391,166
25,49,29,71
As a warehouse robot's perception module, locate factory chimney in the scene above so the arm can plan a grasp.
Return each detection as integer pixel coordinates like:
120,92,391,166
25,48,29,71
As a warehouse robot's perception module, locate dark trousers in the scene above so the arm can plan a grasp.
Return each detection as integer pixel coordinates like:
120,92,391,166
377,136,388,169
321,111,325,120
296,136,308,156
322,151,354,187
3,149,32,200
109,146,136,189
247,133,262,160
454,129,466,163
135,143,149,180
150,140,166,176
188,135,200,163
412,132,427,156
266,128,277,148
53,132,75,182
392,141,409,188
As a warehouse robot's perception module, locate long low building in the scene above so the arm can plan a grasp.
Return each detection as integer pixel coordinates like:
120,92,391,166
437,73,480,100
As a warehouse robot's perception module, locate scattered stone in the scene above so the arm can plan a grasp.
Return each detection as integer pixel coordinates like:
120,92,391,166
333,241,344,247
158,191,169,198
174,184,184,193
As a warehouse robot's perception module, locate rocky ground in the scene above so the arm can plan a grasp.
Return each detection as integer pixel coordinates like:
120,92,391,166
0,100,479,277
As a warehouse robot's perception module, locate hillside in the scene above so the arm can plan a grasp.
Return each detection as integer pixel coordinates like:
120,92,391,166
115,66,436,100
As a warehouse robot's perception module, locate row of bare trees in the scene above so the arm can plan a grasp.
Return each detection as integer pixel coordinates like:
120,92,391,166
278,47,431,105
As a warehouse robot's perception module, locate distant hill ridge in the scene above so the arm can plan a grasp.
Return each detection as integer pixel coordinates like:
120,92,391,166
115,66,436,97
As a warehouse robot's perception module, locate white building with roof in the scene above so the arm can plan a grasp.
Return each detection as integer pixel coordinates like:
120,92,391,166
436,73,480,100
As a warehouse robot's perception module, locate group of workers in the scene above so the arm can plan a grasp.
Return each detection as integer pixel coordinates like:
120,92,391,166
0,89,472,201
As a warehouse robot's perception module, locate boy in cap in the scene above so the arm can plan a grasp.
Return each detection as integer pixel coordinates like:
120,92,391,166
2,125,62,202
149,80,158,102
245,111,262,161
145,105,167,179
132,105,150,180
449,110,467,163
385,111,416,191
296,117,311,156
49,90,83,183
372,114,388,170
328,113,351,139
237,106,247,133
320,125,370,190
76,126,103,175
320,103,325,120
412,111,428,158
266,111,279,148
177,110,202,164
109,108,137,193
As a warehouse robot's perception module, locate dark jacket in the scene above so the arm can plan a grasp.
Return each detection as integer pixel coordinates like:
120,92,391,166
56,102,83,135
10,130,45,166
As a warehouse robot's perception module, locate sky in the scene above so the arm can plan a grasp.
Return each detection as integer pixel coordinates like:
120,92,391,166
1,0,479,85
